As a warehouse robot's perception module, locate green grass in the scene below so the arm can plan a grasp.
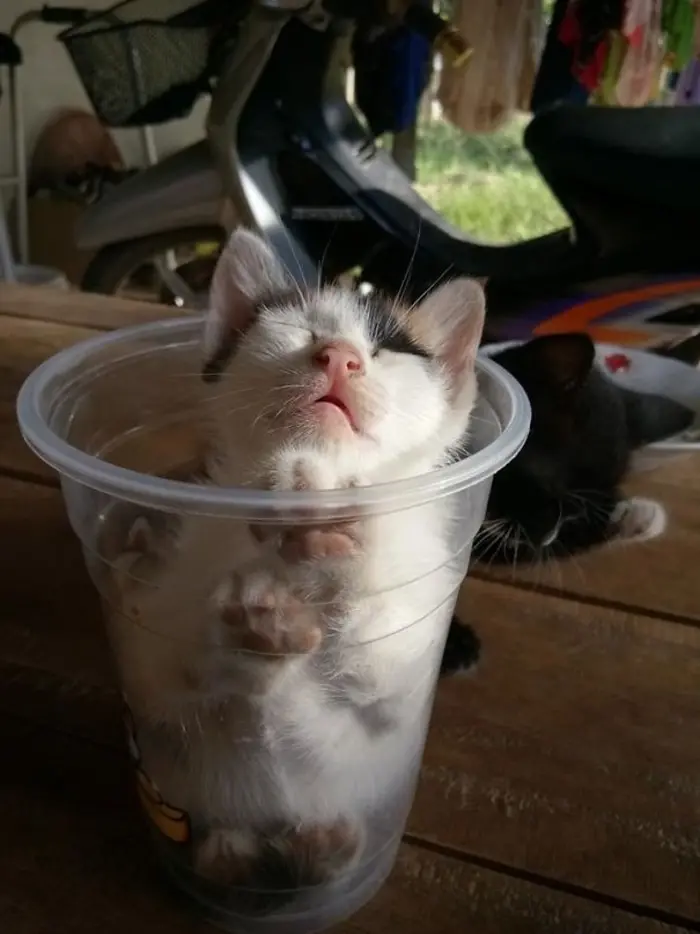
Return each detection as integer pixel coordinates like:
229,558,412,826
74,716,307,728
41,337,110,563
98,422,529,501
415,115,568,243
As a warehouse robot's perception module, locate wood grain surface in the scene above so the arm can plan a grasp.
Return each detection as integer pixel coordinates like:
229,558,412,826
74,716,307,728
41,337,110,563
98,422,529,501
5,717,684,934
1,285,699,933
475,458,700,622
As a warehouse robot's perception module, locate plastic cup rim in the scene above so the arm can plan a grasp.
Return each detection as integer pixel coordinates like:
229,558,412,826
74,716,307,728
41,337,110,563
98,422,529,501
16,315,531,517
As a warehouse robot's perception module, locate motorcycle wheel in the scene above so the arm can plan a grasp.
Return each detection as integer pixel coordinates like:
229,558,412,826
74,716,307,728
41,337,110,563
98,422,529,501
80,226,225,306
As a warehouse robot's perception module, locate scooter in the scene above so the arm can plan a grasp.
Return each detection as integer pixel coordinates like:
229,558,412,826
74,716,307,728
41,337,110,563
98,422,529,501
58,0,700,318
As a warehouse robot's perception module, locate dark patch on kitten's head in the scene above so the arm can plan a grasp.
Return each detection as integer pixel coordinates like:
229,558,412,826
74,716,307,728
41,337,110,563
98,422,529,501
364,293,432,359
202,287,308,383
202,334,238,383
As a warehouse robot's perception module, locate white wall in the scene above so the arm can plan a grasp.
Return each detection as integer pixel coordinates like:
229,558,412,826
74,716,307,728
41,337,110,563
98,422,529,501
0,0,206,176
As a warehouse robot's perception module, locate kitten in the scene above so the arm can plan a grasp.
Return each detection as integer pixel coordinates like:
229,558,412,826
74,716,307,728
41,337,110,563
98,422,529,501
474,333,694,564
106,229,485,903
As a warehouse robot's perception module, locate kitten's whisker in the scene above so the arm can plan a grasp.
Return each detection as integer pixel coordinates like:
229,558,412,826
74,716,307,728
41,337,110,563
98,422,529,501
276,230,311,306
204,386,260,403
392,218,422,315
317,227,337,292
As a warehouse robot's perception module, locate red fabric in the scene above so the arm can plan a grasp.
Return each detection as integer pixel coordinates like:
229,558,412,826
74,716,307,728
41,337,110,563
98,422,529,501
558,1,609,91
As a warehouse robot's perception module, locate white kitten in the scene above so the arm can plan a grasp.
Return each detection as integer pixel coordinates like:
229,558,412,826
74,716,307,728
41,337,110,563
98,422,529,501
107,229,485,900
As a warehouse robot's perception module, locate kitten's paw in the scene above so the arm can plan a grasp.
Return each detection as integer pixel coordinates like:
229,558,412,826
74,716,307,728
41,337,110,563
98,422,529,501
195,828,260,886
278,818,364,883
125,516,155,553
279,524,361,563
195,820,364,893
215,570,323,656
611,497,667,543
262,455,336,498
110,516,158,592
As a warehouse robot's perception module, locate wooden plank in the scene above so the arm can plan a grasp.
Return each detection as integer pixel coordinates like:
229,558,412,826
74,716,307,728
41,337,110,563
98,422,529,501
0,312,205,484
416,583,700,922
0,315,100,481
0,282,178,331
476,455,700,623
1,716,688,934
2,477,700,923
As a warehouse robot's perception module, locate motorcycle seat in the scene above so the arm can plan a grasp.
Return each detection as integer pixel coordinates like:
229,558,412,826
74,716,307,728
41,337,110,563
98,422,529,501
525,104,700,212
0,34,21,67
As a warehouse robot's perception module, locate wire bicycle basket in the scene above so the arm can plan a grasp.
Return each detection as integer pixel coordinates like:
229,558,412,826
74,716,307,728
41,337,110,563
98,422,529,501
59,0,240,127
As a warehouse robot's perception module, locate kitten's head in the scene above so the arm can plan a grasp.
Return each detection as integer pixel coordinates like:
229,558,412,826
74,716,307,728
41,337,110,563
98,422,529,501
479,333,693,559
201,229,485,485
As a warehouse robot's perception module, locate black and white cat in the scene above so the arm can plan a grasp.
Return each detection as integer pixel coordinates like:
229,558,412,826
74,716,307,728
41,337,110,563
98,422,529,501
472,333,694,565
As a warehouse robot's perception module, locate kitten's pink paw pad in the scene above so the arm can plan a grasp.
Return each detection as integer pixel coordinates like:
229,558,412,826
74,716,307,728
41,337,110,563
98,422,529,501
278,818,364,883
280,525,361,562
216,572,323,656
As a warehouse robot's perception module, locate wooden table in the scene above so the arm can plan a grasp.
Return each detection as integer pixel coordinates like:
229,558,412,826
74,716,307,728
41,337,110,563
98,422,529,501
2,282,699,934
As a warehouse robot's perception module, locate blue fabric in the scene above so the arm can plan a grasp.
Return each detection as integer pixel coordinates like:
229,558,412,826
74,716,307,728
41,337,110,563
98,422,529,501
392,28,432,133
353,26,432,137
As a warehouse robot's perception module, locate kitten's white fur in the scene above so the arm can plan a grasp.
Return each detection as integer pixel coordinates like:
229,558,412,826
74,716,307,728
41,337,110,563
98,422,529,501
107,229,485,880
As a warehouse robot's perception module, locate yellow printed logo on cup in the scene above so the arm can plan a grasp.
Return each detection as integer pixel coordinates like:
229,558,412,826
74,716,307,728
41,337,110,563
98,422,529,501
135,766,191,843
125,702,191,844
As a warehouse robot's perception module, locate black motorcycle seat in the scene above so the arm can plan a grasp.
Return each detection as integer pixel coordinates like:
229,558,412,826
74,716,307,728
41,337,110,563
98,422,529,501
525,104,700,212
0,34,22,67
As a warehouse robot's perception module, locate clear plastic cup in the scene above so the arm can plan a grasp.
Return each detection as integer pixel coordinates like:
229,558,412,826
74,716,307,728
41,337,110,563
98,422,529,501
17,316,529,934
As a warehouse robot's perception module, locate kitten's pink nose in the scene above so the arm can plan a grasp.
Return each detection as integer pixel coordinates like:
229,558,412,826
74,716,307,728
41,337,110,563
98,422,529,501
312,341,364,376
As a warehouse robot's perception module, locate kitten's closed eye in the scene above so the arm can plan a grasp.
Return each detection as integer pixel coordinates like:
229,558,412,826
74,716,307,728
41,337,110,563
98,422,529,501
371,332,431,360
366,296,432,360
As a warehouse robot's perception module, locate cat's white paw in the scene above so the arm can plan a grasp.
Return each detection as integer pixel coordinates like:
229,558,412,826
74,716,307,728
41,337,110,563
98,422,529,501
611,497,667,543
214,568,324,656
110,516,156,589
195,828,259,884
267,452,339,493
195,820,365,888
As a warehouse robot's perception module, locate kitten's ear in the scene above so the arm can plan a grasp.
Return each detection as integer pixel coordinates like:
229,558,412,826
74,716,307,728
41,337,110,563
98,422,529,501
529,333,595,392
411,277,485,396
202,228,289,382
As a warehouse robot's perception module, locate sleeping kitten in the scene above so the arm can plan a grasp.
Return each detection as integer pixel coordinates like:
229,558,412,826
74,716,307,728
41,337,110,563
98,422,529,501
474,333,694,564
106,229,485,902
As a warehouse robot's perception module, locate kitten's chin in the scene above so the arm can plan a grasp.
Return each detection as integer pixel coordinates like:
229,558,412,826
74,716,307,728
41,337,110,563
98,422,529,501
277,399,358,445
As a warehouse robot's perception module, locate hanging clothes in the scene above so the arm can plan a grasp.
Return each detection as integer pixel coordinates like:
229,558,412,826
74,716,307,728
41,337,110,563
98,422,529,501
531,0,589,111
532,0,700,109
352,22,432,138
438,0,544,134
559,0,625,92
662,0,696,70
615,0,664,105
596,29,629,103
674,53,700,101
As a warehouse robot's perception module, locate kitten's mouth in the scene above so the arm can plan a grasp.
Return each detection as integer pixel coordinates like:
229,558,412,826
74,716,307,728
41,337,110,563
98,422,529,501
314,395,358,432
